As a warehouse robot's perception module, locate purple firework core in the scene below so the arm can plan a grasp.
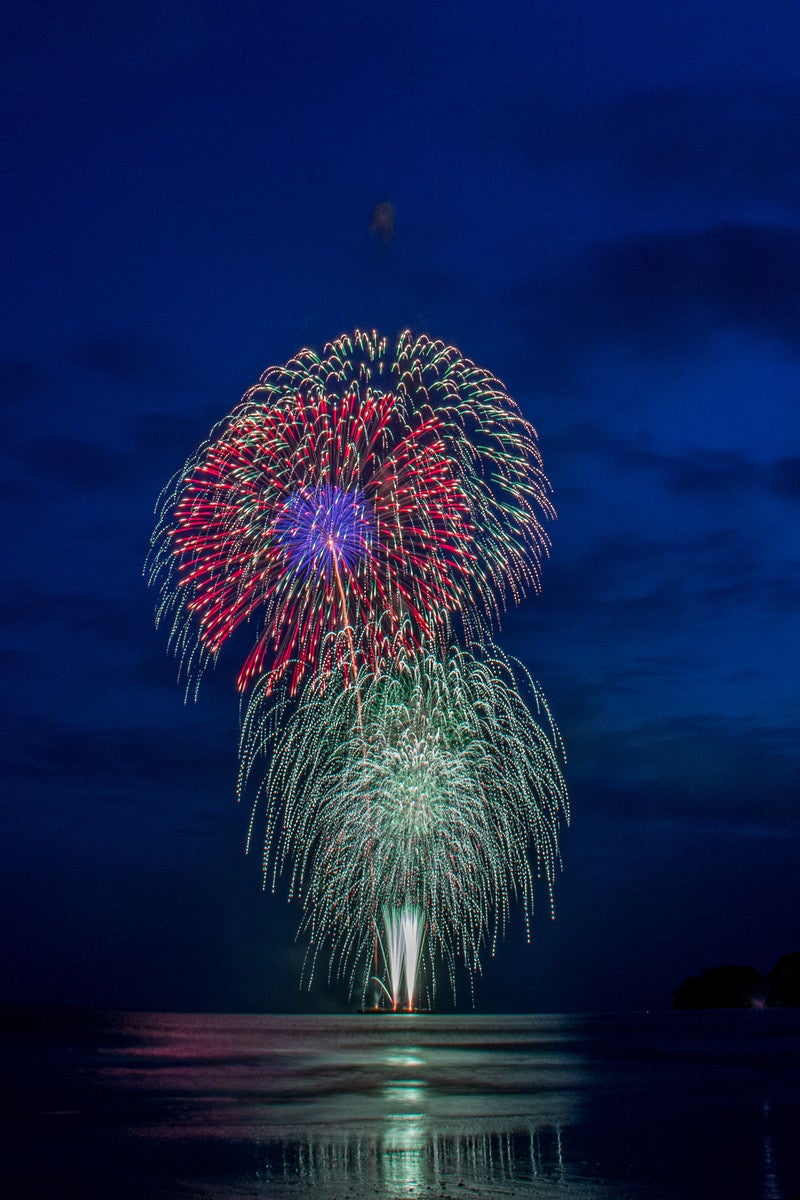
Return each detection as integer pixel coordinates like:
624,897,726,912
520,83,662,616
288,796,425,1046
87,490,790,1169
274,484,376,579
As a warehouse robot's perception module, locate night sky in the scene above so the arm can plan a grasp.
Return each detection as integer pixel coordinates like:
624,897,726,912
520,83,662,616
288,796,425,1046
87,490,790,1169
3,0,799,1014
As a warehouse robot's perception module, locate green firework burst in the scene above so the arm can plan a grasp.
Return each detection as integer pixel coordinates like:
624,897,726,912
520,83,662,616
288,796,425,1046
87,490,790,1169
240,641,569,1002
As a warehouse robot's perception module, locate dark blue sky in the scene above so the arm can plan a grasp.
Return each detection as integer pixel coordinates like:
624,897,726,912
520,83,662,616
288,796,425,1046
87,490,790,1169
2,0,798,1013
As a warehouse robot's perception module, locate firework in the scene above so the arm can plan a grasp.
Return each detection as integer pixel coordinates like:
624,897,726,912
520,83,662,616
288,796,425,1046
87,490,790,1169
374,906,406,1010
241,642,569,1003
400,905,425,1011
149,330,553,697
373,904,425,1011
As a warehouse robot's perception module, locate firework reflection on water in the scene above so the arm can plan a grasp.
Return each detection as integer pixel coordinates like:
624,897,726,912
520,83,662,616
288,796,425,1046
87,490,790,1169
262,1123,569,1195
6,1010,799,1199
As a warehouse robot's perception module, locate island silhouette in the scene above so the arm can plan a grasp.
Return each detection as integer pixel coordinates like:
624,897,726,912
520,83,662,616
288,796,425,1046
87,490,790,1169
671,952,800,1009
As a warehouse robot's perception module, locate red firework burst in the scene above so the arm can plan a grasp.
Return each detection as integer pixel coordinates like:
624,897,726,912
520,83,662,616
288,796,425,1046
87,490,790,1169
163,388,473,694
150,330,553,697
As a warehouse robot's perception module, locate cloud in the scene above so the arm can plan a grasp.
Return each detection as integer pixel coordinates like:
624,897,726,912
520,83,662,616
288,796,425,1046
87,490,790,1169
0,359,47,407
601,85,800,206
0,581,146,643
655,449,754,497
66,333,180,382
20,435,134,490
507,83,800,209
549,423,800,504
1,712,233,806
506,521,799,734
615,440,800,512
596,224,800,346
0,474,35,504
514,223,800,382
544,525,761,603
762,568,800,614
565,712,799,832
131,411,204,456
770,456,800,498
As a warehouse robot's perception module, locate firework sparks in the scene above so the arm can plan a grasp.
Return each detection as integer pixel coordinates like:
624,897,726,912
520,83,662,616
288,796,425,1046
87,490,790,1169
241,642,569,1004
148,330,553,697
373,905,425,1010
375,907,406,1010
150,328,568,1008
401,905,425,1011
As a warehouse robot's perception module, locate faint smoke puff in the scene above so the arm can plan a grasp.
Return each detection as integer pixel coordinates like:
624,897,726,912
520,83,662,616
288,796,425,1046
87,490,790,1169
370,200,395,243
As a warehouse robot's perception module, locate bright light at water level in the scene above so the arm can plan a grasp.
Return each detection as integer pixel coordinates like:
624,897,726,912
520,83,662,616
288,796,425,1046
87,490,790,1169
375,905,425,1010
401,906,425,1010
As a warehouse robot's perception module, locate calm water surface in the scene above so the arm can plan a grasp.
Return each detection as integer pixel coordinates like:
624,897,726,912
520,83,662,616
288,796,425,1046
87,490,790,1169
2,1009,799,1198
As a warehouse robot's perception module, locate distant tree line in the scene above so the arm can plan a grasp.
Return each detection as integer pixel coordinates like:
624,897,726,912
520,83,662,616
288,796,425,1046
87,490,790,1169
671,953,800,1009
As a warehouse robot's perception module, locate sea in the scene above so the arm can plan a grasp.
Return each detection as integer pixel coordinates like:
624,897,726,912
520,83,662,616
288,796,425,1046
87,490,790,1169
2,1008,798,1199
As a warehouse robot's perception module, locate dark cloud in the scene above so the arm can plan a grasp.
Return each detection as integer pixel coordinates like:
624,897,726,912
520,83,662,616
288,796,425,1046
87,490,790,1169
566,713,799,831
657,449,754,496
550,423,800,506
760,568,800,614
770,455,800,497
513,525,797,684
132,411,204,455
603,85,800,203
0,581,145,643
20,435,133,490
617,441,800,507
542,421,665,476
506,83,800,210
549,526,758,601
0,648,27,673
0,474,36,504
529,535,671,611
0,359,47,406
67,334,174,381
631,715,798,826
598,224,800,346
1,712,233,803
515,223,800,380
